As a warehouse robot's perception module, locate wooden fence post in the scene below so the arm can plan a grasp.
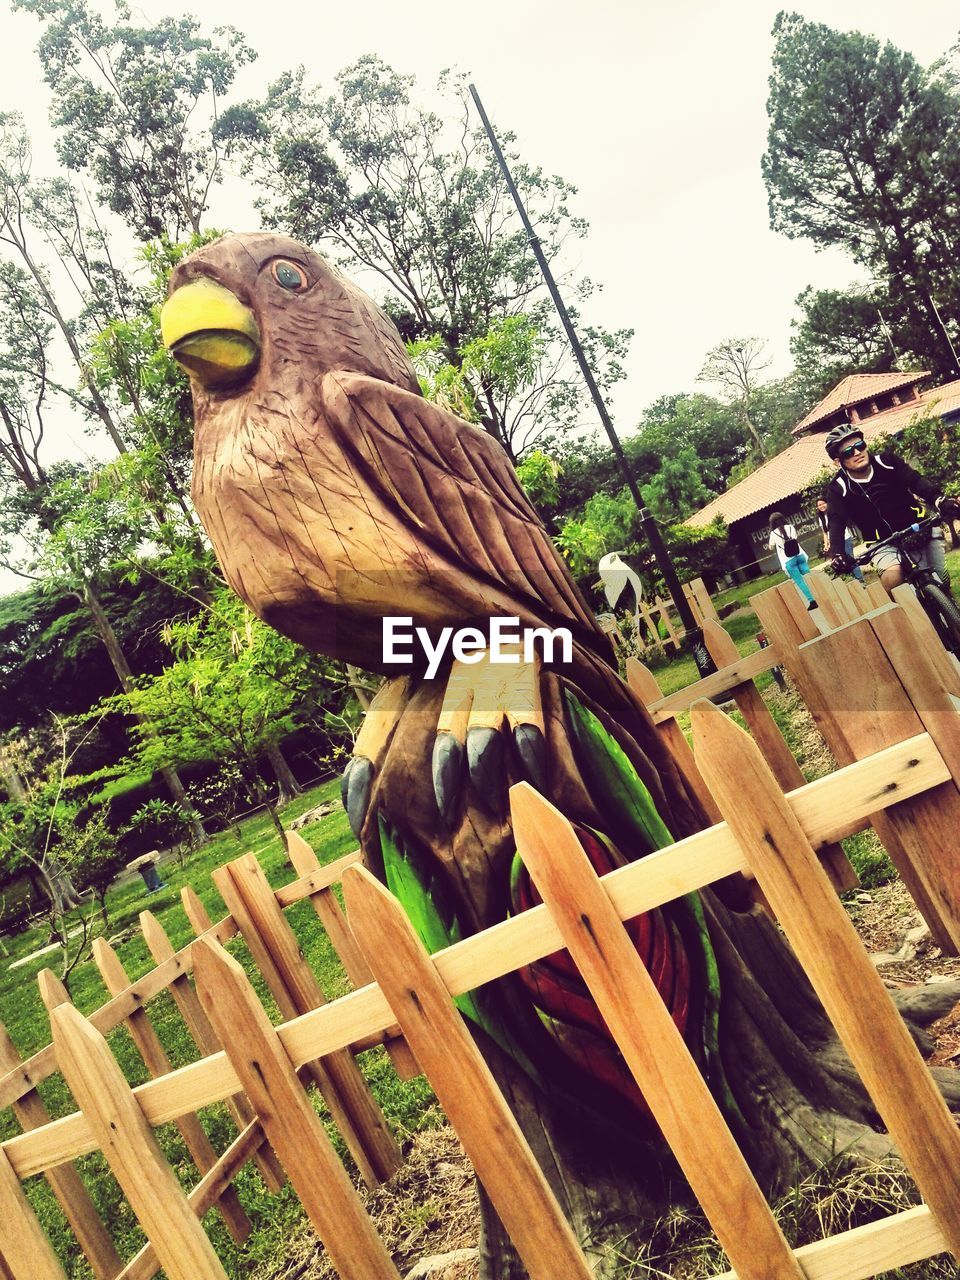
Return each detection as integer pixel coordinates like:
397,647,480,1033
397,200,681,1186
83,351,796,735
0,1023,121,1280
700,620,857,893
506,784,805,1280
891,584,960,696
90,938,251,1243
343,865,595,1280
752,586,951,947
138,911,286,1195
181,886,215,936
693,699,960,1262
212,854,401,1187
50,1004,228,1280
191,937,401,1280
792,611,960,952
625,659,722,825
0,1145,66,1279
285,835,419,1080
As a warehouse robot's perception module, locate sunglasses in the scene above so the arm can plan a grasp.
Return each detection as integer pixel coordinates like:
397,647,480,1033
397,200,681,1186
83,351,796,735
839,440,868,459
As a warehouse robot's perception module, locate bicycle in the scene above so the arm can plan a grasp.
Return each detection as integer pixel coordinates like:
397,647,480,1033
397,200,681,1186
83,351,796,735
837,515,960,656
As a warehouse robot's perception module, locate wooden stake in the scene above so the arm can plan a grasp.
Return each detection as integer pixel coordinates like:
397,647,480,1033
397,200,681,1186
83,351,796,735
138,911,286,1194
118,1120,271,1280
694,698,960,1261
891,583,960,697
212,854,401,1187
0,1024,121,1280
181,886,215,935
91,938,251,1243
343,865,594,1280
192,937,400,1280
50,1004,228,1280
507,784,804,1279
626,659,723,824
0,1144,65,1279
700,620,857,893
285,835,419,1079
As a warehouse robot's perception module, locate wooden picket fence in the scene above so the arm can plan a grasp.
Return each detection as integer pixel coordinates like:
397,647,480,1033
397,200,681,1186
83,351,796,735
601,576,720,655
1,597,960,1278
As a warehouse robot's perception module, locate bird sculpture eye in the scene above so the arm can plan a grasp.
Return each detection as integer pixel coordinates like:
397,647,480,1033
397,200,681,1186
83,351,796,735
271,260,309,291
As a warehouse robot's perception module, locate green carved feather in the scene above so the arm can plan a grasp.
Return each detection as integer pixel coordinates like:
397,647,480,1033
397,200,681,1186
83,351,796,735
378,817,536,1074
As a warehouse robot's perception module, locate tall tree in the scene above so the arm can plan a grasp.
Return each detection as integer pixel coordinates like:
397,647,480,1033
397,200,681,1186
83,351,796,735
0,272,206,841
217,57,631,457
13,0,254,240
763,12,960,379
697,337,773,457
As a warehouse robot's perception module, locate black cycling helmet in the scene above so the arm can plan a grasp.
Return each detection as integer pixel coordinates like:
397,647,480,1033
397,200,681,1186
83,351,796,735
825,424,866,459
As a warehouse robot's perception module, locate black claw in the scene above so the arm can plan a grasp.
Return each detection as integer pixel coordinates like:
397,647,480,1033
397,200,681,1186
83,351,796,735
340,757,355,812
467,726,504,812
432,732,464,822
345,756,374,839
513,723,548,793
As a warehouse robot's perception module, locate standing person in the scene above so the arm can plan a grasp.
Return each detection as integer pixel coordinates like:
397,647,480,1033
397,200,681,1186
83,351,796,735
823,426,960,597
768,511,818,610
816,496,864,584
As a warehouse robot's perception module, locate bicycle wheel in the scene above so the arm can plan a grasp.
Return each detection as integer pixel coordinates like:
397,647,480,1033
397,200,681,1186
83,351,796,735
919,581,960,656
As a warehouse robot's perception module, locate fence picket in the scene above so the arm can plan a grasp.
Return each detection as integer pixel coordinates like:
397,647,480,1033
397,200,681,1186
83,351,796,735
191,937,400,1280
212,854,401,1187
0,1144,66,1279
138,911,286,1194
508,782,805,1280
694,698,960,1261
90,938,251,1244
0,1023,121,1280
285,835,419,1079
50,1005,228,1280
343,865,594,1280
700,619,857,893
626,659,723,825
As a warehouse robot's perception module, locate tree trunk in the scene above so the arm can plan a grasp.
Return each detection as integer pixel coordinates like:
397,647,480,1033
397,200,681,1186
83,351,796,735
82,582,208,845
358,662,960,1276
0,749,26,802
263,740,302,804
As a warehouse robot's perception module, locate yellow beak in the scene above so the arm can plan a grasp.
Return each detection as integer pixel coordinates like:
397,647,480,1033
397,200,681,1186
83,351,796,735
161,279,260,389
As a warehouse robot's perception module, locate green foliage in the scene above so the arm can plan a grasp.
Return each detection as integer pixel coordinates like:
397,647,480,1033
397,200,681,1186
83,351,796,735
640,448,710,522
515,449,561,509
897,407,960,496
14,0,255,240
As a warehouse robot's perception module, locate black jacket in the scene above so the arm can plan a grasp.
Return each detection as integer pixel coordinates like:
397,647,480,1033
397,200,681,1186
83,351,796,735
825,451,941,556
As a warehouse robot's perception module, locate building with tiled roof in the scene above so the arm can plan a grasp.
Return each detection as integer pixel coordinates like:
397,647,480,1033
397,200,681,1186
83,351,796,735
686,372,960,576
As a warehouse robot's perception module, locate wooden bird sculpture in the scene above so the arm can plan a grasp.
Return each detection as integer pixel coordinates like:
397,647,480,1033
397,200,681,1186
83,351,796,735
163,232,734,1164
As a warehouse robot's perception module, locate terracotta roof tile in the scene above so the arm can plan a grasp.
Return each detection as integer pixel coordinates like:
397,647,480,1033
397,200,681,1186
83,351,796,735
792,370,929,434
686,379,960,529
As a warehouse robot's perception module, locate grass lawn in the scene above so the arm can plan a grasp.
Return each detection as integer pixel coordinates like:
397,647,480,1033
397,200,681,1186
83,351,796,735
0,779,436,1277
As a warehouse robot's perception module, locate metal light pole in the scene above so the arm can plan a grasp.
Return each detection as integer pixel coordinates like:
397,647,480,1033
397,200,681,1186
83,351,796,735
468,83,706,654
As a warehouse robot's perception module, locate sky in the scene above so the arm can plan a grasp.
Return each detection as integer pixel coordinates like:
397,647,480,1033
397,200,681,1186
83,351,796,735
0,0,957,593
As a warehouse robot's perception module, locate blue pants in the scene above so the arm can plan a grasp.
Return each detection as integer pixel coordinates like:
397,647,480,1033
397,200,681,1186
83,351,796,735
845,536,865,583
784,552,814,603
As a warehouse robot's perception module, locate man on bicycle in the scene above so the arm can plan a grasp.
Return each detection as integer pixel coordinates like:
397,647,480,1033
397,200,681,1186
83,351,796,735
823,424,960,596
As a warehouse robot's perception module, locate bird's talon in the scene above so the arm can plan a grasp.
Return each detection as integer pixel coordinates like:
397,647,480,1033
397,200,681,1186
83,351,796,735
467,725,505,813
343,755,375,838
513,722,548,793
432,732,465,821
